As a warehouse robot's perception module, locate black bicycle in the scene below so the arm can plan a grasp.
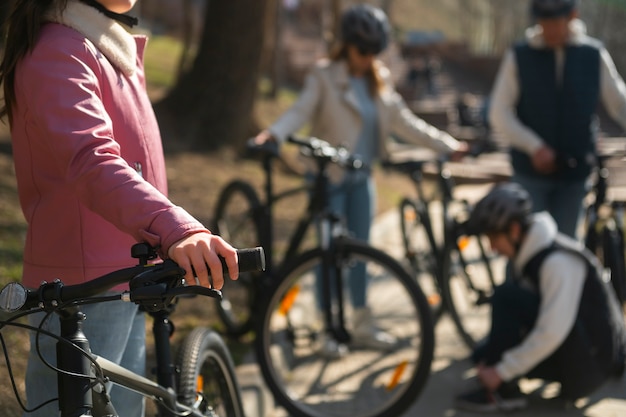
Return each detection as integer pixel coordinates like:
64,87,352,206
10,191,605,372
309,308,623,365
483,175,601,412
212,138,308,337
382,141,506,349
584,152,626,306
216,135,435,417
0,243,264,417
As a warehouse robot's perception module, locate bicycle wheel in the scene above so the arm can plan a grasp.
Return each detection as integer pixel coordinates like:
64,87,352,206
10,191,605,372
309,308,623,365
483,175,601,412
176,327,245,417
399,198,444,321
213,180,262,336
602,221,626,305
255,239,434,417
441,233,506,349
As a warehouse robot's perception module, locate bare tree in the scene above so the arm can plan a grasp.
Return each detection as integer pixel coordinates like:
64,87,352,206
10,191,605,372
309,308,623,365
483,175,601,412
154,0,269,151
176,0,195,79
263,0,282,98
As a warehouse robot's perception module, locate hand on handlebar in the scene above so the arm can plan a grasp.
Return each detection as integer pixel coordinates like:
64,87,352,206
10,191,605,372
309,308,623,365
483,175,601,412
167,232,238,290
449,141,470,162
253,129,276,145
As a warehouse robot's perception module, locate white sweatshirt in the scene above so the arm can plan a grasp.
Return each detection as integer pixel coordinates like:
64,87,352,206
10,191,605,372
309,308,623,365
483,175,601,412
495,212,587,381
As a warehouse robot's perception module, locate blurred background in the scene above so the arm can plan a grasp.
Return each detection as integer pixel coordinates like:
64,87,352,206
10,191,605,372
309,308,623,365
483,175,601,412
3,0,621,151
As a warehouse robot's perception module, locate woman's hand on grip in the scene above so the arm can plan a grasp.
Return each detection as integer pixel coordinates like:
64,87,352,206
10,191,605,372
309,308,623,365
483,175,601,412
168,232,238,289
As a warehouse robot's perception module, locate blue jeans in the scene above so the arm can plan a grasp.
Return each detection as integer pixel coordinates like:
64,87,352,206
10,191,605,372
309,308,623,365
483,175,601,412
327,174,376,307
512,173,588,239
24,299,146,417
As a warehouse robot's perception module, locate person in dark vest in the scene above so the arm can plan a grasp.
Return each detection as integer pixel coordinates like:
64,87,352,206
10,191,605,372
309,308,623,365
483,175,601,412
488,0,626,239
455,182,626,412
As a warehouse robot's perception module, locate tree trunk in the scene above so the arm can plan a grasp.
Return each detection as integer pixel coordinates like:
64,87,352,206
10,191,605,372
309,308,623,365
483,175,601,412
155,0,269,151
176,0,194,80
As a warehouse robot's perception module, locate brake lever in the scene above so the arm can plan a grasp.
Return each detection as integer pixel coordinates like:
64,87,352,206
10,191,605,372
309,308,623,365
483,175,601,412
168,286,222,300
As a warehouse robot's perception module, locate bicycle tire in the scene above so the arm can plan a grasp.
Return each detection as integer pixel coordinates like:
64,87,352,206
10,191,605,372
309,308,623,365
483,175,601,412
254,239,434,417
440,233,505,349
213,180,262,337
602,222,626,305
176,327,245,417
399,198,444,322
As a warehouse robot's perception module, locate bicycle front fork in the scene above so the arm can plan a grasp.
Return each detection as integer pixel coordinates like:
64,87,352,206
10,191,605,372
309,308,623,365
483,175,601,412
318,215,351,344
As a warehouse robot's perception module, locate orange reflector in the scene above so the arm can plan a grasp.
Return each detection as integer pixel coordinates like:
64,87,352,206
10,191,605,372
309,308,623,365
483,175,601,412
458,236,470,251
196,375,204,392
387,360,408,391
427,293,441,307
278,285,300,316
403,209,416,222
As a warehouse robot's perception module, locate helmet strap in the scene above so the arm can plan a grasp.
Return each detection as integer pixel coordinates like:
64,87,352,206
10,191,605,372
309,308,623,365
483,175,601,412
79,0,139,28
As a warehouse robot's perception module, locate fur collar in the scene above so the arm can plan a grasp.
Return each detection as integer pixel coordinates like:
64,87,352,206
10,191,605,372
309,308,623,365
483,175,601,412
47,0,136,76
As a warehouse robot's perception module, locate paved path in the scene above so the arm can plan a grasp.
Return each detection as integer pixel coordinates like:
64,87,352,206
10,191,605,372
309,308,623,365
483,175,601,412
234,188,626,417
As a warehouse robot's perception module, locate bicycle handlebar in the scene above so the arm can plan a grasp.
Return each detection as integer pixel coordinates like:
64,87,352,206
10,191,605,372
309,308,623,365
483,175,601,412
287,135,366,171
0,245,265,314
246,137,280,158
381,137,500,174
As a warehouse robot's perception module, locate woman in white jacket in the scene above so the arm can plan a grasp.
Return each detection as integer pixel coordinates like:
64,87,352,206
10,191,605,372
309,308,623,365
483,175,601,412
255,4,466,352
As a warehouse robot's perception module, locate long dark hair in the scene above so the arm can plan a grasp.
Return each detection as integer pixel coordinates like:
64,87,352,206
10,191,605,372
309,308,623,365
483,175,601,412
0,0,67,124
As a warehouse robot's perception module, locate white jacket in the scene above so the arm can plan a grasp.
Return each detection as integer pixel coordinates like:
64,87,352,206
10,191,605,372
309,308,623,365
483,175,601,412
269,58,460,181
496,212,587,381
489,19,626,157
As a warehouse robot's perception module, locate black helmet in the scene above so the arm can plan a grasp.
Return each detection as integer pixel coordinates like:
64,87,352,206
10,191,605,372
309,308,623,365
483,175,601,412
531,0,578,18
340,4,390,55
466,183,532,235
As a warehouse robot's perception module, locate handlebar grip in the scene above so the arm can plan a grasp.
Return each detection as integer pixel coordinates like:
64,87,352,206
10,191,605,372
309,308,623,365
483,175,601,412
193,247,266,279
233,247,266,274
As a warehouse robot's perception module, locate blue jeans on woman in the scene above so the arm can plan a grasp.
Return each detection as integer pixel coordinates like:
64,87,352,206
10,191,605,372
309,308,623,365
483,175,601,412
315,173,375,308
24,298,145,417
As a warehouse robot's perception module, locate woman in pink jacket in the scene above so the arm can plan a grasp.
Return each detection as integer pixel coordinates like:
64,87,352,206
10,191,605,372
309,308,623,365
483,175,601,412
0,1,238,416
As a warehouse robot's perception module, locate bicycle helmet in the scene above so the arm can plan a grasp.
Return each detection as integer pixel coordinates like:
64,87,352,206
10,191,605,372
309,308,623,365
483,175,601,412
531,0,578,18
466,183,533,235
340,4,390,55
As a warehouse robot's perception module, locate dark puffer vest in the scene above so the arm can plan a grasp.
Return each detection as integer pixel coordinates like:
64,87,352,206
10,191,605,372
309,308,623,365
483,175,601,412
512,41,601,180
522,235,626,398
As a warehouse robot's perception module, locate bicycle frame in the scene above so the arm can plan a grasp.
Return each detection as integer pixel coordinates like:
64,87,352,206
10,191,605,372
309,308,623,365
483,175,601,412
584,153,626,303
250,138,353,274
397,158,494,291
56,305,194,417
258,140,355,340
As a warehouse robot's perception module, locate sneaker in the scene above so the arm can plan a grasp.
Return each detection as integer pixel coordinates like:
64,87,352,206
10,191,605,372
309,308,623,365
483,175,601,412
351,307,397,350
317,332,348,359
455,382,528,413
